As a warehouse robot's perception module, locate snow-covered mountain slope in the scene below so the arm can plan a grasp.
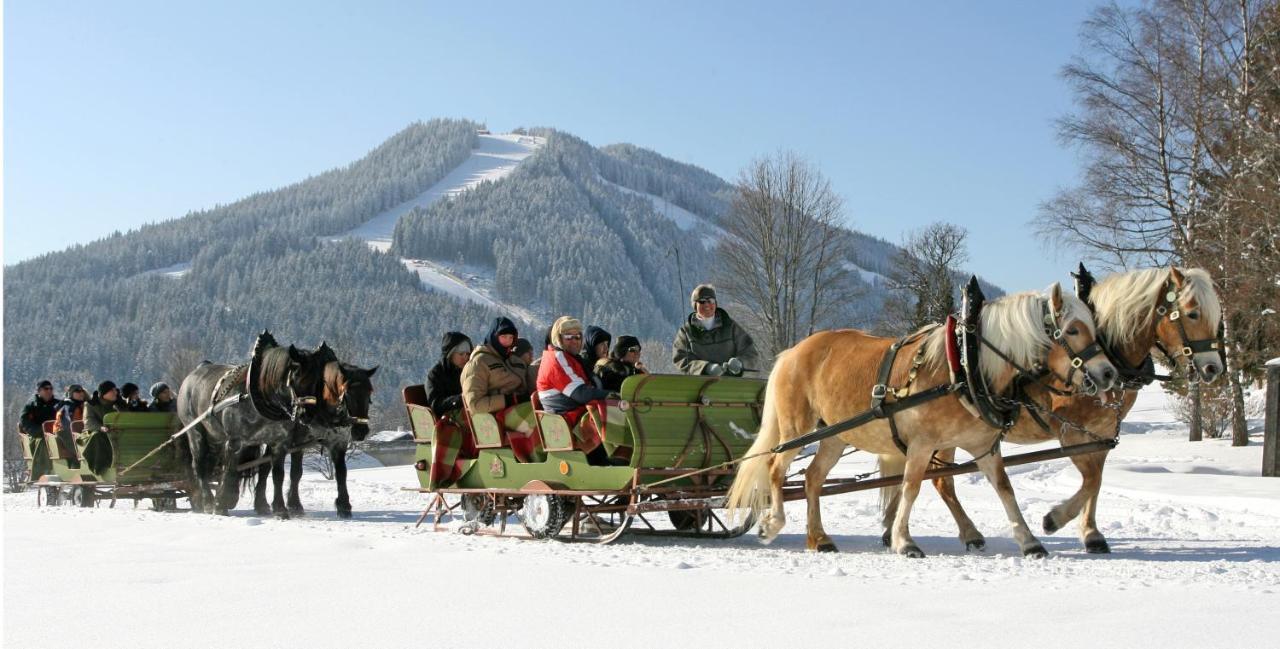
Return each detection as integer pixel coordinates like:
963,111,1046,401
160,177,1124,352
400,258,542,325
337,133,544,252
7,384,1279,649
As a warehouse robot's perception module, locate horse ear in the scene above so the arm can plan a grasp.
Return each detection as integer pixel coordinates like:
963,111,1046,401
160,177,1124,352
1169,265,1186,287
288,345,306,362
1049,282,1064,313
367,366,379,377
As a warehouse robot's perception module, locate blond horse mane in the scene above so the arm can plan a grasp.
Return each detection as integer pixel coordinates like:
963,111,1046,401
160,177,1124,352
1089,267,1220,347
918,288,1094,387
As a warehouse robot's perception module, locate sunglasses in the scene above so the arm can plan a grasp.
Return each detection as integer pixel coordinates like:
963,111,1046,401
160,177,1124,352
562,333,583,341
696,298,716,304
625,346,641,353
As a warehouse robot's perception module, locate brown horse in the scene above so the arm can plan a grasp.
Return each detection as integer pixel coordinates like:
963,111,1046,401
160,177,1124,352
900,266,1223,553
725,283,1117,558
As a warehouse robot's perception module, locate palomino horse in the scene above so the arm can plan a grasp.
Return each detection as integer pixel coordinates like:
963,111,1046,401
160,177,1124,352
726,284,1118,558
178,337,329,514
251,360,377,519
900,266,1223,553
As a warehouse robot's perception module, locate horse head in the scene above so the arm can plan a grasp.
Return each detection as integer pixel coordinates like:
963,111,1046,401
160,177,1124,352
319,362,377,440
1041,282,1117,396
1153,267,1224,383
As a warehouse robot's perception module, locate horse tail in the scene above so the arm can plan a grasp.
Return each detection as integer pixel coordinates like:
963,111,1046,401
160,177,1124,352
725,352,787,525
238,446,262,496
877,453,906,515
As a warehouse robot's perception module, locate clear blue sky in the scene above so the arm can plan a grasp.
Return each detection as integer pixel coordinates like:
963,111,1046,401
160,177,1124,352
5,0,1104,291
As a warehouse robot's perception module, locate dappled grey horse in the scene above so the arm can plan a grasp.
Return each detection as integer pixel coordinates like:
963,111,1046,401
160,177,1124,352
178,333,329,515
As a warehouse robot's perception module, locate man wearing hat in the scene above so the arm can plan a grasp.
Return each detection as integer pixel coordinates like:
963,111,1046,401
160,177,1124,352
536,315,615,465
149,383,177,413
673,284,759,376
84,381,120,433
20,380,61,453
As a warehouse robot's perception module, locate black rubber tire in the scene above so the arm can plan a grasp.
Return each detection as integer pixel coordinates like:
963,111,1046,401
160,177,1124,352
520,494,571,539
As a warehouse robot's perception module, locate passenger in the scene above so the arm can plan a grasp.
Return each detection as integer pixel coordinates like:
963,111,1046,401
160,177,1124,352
52,384,87,468
84,381,120,432
425,331,473,416
528,327,553,375
462,317,538,436
118,382,149,412
149,383,177,413
536,316,614,465
20,380,60,455
595,335,649,392
673,283,759,377
583,325,612,381
463,317,530,412
512,337,538,392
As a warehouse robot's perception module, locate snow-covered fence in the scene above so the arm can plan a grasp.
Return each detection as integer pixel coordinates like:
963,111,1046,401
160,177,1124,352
1265,358,1280,477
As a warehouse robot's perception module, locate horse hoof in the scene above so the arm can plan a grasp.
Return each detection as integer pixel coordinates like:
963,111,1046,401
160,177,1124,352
965,539,987,552
1085,539,1111,554
254,505,272,516
1023,544,1049,559
288,506,306,517
815,542,839,553
899,545,925,559
273,509,291,520
880,530,892,547
336,509,353,520
214,508,229,517
1042,513,1060,535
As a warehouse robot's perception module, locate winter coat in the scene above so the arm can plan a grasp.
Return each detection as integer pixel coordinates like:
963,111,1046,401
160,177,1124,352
594,356,646,392
84,394,119,432
672,308,759,376
149,399,177,413
20,394,60,436
53,398,85,437
426,331,473,414
462,345,532,414
536,347,611,414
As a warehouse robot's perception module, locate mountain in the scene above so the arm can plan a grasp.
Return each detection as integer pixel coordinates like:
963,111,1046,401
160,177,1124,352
3,119,995,432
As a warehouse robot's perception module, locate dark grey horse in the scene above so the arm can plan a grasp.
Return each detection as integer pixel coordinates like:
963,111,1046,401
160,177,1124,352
178,336,329,515
252,361,377,519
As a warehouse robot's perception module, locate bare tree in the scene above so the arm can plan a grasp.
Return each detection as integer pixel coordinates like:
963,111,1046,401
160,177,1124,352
714,152,858,359
881,223,969,334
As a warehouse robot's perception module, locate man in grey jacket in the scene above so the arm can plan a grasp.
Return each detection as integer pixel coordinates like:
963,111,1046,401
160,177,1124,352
672,284,759,376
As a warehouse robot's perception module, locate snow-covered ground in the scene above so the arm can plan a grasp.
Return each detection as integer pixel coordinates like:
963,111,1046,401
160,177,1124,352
5,384,1279,648
138,261,192,279
335,133,544,253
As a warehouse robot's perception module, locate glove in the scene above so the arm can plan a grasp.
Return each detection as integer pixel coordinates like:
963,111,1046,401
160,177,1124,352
725,357,743,376
706,363,724,376
442,395,463,412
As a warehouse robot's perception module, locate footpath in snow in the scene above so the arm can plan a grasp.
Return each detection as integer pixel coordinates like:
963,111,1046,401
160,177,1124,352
4,383,1279,649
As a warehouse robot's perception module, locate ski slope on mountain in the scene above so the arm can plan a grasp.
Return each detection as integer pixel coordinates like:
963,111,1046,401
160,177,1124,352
338,133,544,253
400,258,541,324
6,383,1279,649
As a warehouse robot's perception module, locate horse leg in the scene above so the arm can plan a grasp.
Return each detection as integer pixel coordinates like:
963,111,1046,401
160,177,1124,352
186,431,210,514
889,447,933,558
214,443,240,515
973,449,1047,558
757,449,799,543
1045,449,1112,553
333,442,352,519
930,448,986,551
270,448,290,519
804,439,846,552
252,447,272,516
287,450,305,516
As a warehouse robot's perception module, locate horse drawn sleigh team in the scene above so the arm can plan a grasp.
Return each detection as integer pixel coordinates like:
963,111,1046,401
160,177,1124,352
18,263,1226,559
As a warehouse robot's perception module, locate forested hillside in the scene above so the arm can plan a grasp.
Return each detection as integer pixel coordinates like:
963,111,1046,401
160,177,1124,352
4,119,988,432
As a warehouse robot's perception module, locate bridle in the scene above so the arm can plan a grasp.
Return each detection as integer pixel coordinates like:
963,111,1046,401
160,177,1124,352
1150,280,1226,383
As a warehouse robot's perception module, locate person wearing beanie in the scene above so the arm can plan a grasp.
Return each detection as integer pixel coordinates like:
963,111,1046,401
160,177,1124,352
426,331,473,415
536,316,615,465
52,384,88,469
149,382,177,413
85,381,120,433
583,325,612,387
673,283,759,377
596,335,649,392
117,382,149,412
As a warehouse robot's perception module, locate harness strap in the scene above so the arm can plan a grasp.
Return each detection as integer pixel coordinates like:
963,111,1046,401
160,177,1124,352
772,383,956,454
